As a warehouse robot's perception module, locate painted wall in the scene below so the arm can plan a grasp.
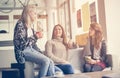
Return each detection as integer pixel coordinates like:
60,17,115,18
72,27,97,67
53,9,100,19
70,0,96,41
104,0,120,70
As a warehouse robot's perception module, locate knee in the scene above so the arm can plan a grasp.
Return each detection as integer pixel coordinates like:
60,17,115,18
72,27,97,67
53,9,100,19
41,58,50,65
84,64,91,72
65,64,73,69
49,59,54,64
91,65,103,72
84,64,91,68
64,64,74,74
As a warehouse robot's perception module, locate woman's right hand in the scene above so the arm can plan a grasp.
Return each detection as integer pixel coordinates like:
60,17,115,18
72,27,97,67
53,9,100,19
61,60,70,64
88,59,97,64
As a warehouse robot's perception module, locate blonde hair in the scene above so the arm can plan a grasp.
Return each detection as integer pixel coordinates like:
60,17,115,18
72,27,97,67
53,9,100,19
90,22,103,49
20,4,37,24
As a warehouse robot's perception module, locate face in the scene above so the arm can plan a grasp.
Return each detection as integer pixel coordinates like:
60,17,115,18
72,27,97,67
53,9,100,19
89,27,95,37
28,6,37,22
54,26,63,38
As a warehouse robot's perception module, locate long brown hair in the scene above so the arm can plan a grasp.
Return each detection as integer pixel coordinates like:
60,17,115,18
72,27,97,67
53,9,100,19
90,22,103,49
52,24,67,46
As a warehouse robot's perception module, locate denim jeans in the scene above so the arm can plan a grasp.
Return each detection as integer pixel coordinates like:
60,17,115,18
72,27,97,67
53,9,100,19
47,65,63,76
84,63,103,72
56,64,74,74
46,60,56,76
55,66,62,72
23,46,55,78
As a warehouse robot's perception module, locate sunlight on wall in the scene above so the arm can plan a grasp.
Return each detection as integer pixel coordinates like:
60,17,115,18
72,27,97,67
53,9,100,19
105,0,120,70
81,2,90,32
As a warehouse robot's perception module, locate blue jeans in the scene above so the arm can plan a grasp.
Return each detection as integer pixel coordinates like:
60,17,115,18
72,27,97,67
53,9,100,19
56,64,74,74
23,47,55,78
84,63,103,72
47,65,63,76
55,66,62,72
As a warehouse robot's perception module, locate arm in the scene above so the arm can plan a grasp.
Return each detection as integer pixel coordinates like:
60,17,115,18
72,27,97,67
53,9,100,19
32,44,42,53
82,38,92,56
14,21,38,50
82,39,97,64
67,39,79,49
89,40,107,64
100,40,107,62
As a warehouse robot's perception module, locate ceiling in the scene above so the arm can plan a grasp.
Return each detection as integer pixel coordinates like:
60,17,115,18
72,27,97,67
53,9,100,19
0,0,47,13
0,0,46,9
0,0,57,14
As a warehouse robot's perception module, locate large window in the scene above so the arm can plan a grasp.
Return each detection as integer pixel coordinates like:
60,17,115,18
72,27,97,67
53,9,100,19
57,0,72,38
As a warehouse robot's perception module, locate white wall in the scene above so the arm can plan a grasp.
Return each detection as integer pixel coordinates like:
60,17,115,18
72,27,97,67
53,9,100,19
46,0,57,40
0,10,22,41
104,0,120,70
0,49,17,68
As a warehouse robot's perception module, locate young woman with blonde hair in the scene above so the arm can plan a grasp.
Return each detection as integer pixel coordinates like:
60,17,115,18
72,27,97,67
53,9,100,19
13,4,55,78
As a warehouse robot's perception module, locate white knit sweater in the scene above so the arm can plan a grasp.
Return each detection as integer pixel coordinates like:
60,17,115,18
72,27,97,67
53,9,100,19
45,38,68,65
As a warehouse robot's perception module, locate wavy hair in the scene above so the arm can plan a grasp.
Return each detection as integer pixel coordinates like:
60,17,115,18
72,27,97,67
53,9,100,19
20,4,37,25
90,22,103,49
52,24,68,46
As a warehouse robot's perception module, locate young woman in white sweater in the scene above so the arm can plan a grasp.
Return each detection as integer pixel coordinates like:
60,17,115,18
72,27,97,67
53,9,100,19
45,24,75,74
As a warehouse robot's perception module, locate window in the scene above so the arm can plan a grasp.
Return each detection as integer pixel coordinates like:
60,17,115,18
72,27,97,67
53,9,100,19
57,0,72,38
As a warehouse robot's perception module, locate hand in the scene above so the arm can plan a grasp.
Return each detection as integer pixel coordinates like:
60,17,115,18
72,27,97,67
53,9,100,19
85,56,92,62
35,31,43,39
96,60,100,63
67,40,73,48
61,60,70,64
67,39,78,49
88,59,97,64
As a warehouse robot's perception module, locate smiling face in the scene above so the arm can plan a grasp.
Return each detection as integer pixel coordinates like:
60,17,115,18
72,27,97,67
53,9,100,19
28,5,37,22
53,25,63,38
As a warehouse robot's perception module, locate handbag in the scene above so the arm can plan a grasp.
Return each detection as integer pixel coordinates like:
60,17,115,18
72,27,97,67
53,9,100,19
97,61,106,69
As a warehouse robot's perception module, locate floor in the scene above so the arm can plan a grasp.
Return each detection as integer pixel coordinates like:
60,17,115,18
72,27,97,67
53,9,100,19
42,70,120,78
0,69,119,78
0,72,1,78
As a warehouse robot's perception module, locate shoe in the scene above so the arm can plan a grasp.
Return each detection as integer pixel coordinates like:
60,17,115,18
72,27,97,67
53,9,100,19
54,71,64,77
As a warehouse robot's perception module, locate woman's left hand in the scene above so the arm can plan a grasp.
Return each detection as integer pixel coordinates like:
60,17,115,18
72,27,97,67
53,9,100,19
35,31,43,39
88,59,97,64
67,40,78,49
67,40,73,49
61,60,70,64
